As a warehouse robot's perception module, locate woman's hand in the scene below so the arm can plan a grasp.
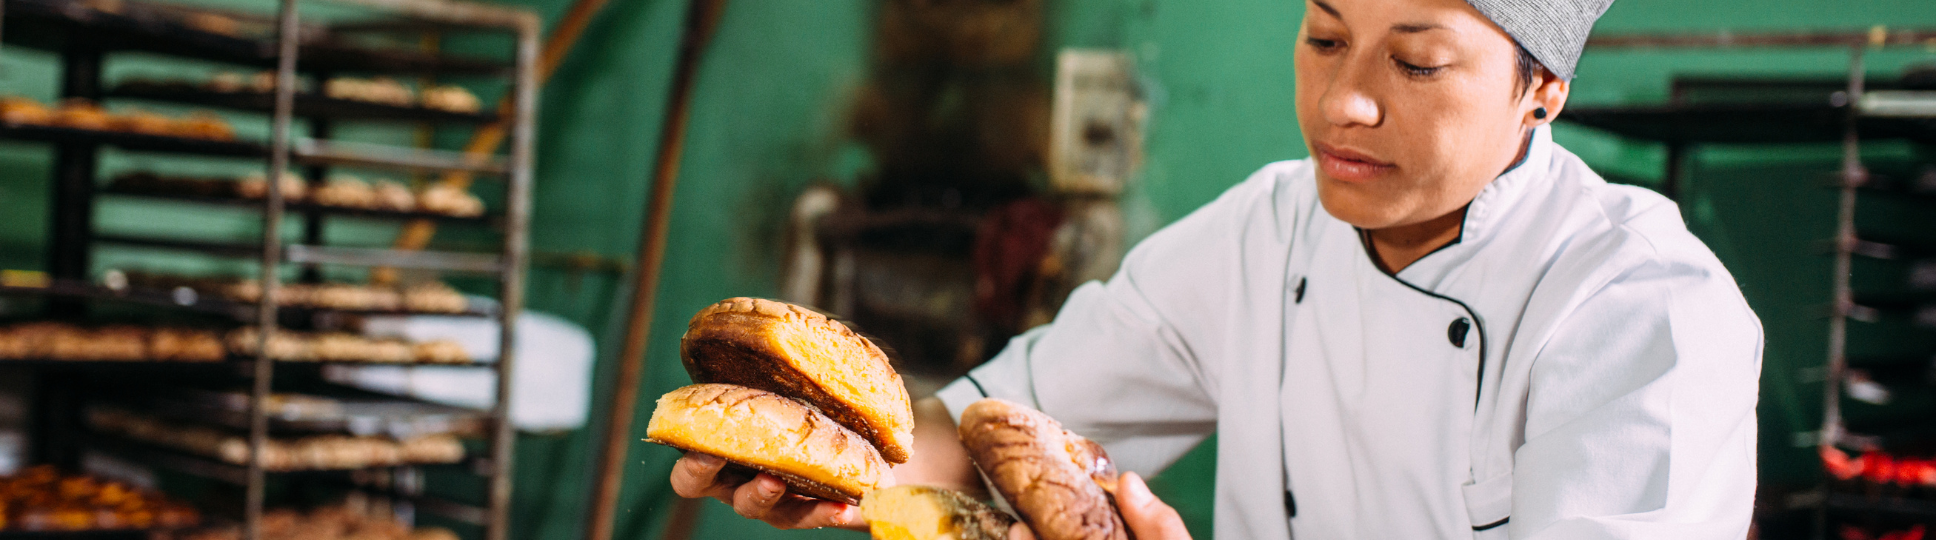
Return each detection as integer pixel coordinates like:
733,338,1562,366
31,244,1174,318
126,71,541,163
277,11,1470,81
1005,472,1192,539
668,452,866,530
663,397,990,532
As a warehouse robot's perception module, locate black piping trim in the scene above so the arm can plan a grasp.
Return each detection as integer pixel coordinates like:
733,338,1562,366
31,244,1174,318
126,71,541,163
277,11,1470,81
965,374,989,398
1473,517,1510,531
1356,230,1490,410
1389,274,1488,410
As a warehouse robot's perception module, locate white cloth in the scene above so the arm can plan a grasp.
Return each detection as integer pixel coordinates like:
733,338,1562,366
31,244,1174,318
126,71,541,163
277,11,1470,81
936,127,1763,540
336,310,596,432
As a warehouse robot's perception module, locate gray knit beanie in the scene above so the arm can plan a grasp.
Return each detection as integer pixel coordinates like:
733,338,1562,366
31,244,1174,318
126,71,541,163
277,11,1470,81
1463,0,1616,80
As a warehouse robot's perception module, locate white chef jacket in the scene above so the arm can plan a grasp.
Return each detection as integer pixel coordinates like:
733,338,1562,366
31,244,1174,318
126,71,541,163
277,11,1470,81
935,127,1763,539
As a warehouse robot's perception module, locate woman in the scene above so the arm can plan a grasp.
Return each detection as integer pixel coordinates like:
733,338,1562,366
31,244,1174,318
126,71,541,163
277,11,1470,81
673,0,1763,537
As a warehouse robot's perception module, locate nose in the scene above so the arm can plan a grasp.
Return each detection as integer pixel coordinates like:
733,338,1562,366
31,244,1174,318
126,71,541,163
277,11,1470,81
1320,55,1382,128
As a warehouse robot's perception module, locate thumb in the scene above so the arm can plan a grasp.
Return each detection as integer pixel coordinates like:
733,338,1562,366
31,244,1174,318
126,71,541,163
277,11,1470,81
1116,472,1191,539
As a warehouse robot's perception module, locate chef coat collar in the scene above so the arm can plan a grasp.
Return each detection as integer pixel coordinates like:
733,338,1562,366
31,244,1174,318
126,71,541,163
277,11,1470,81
1390,125,1555,287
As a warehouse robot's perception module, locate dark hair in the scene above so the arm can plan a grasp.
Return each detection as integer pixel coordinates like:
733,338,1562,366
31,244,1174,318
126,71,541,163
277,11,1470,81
1513,44,1543,97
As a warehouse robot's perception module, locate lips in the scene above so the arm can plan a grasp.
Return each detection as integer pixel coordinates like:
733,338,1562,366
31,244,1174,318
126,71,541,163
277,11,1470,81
1313,142,1395,182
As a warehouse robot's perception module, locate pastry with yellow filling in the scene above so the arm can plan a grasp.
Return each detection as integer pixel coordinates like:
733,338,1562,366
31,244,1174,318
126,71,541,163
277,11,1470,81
645,383,892,505
680,297,914,464
862,485,1014,540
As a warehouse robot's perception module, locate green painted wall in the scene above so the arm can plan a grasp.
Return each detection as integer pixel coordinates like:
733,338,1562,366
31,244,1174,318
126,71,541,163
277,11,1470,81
1,0,1933,539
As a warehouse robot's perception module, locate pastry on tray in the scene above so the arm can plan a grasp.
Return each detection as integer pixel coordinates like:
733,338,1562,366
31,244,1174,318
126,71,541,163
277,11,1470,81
172,111,235,141
420,85,481,113
237,170,309,202
313,176,378,208
416,184,485,217
53,99,113,131
372,179,417,212
0,96,55,126
110,108,176,136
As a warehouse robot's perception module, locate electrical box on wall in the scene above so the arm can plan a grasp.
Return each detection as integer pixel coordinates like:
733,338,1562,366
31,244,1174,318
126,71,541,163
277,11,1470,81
1049,49,1146,196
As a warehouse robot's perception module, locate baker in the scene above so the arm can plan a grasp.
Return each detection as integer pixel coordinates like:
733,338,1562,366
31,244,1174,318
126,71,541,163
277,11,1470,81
672,0,1764,537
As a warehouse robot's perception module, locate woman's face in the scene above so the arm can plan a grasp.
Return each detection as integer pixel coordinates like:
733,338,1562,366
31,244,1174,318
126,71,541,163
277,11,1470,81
1295,0,1551,230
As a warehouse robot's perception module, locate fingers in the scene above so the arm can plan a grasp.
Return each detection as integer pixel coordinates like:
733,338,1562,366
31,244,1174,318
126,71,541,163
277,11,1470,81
753,494,862,530
1007,522,1037,540
730,474,789,518
1116,472,1191,539
728,473,863,530
669,453,863,530
670,453,739,501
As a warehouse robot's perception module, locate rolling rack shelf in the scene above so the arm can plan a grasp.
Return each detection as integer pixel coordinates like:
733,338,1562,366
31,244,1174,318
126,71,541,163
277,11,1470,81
109,82,501,124
1564,29,1936,539
0,0,538,539
0,277,497,319
98,189,499,225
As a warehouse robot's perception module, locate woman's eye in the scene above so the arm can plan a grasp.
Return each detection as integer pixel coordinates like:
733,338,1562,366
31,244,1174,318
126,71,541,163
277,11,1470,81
1394,58,1444,77
1304,37,1343,52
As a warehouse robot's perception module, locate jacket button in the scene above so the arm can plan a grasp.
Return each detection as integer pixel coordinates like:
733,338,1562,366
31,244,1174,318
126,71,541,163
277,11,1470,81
1448,317,1471,348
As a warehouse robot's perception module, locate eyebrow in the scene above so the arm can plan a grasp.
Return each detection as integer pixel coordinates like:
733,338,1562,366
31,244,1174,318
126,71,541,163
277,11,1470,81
1311,0,1341,18
1309,0,1449,34
1393,23,1447,34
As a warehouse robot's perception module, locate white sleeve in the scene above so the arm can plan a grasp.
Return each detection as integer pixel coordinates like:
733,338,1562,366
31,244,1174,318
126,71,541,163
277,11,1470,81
935,165,1295,476
1510,248,1763,539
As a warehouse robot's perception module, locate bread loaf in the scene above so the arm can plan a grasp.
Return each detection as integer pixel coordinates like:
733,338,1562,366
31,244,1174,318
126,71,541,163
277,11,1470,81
862,485,1015,540
958,399,1126,540
645,384,893,505
681,297,914,464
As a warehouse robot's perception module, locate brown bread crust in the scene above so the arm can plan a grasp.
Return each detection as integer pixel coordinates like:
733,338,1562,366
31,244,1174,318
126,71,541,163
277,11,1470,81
681,297,914,463
957,399,1128,540
644,384,892,505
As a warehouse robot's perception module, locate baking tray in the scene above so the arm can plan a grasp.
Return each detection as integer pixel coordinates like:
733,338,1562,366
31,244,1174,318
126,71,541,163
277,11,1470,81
100,189,497,226
109,82,499,124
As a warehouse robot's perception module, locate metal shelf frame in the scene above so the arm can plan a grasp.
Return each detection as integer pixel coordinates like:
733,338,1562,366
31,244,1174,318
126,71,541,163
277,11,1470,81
1,0,539,539
1575,28,1936,540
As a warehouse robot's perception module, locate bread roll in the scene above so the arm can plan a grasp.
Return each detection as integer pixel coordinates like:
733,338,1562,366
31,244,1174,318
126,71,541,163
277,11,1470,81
645,384,893,505
681,297,914,464
958,399,1126,540
862,485,1014,540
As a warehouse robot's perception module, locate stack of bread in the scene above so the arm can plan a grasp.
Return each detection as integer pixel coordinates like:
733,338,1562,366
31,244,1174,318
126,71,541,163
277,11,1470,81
645,297,914,505
162,502,458,540
86,407,465,471
110,171,488,218
117,272,471,314
226,327,470,364
0,466,202,531
0,323,226,362
647,298,1132,540
0,97,234,140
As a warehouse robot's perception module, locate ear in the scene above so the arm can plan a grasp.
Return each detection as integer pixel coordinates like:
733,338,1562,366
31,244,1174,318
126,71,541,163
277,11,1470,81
1524,68,1571,126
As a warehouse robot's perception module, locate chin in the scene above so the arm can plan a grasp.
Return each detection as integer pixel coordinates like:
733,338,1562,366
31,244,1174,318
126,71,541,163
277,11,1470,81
1314,173,1405,230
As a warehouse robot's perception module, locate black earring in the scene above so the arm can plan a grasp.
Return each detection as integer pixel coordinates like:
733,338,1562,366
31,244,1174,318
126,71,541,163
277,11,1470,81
1533,107,1548,120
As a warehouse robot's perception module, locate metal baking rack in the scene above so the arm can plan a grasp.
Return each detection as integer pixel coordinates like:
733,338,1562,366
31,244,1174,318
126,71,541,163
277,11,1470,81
1563,29,1936,539
0,0,538,538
